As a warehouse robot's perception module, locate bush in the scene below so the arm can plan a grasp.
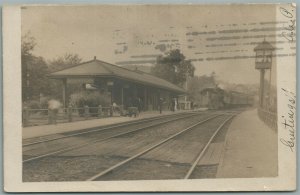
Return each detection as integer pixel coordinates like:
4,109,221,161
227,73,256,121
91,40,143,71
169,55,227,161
40,96,50,109
23,99,49,115
25,100,41,110
70,91,111,116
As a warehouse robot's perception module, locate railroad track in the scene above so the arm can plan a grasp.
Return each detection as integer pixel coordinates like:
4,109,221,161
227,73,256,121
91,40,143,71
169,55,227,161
23,111,212,163
23,110,240,181
23,111,202,147
85,113,236,181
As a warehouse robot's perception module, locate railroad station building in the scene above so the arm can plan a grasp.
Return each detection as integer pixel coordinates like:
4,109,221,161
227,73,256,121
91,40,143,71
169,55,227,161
49,57,186,111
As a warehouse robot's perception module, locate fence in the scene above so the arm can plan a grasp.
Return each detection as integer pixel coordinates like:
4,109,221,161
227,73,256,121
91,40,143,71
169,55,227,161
23,105,124,127
257,107,277,131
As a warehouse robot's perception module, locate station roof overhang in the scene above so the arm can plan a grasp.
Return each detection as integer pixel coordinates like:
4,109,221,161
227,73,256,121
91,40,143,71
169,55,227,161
48,58,186,95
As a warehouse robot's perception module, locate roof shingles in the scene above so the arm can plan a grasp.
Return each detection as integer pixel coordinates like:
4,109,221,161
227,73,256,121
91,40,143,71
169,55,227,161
50,59,185,93
254,40,275,51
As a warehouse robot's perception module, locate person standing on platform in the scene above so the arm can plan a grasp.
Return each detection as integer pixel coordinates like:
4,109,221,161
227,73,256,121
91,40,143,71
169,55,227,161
138,97,143,113
132,97,140,117
159,97,164,114
171,98,175,112
112,102,118,114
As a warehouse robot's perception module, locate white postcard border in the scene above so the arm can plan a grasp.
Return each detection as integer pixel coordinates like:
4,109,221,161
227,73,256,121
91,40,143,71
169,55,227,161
3,4,296,192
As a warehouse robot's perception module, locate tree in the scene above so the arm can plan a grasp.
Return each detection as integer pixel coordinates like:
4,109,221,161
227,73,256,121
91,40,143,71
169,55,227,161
48,53,82,72
22,32,36,57
46,53,83,100
21,33,84,105
151,49,195,86
22,33,50,101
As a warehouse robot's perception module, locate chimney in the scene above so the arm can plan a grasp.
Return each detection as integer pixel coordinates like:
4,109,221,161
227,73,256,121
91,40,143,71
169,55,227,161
94,56,96,60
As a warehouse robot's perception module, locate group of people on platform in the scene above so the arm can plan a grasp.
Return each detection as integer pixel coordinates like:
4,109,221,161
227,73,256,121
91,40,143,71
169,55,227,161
112,97,181,117
159,97,178,114
125,97,179,114
126,97,144,113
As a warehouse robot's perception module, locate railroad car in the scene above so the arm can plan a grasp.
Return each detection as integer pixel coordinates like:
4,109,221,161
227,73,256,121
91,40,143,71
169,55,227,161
223,91,254,108
199,87,225,109
199,87,254,109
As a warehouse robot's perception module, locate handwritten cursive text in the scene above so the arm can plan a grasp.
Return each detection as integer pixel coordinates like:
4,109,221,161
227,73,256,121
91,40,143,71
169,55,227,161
280,88,296,152
280,6,296,42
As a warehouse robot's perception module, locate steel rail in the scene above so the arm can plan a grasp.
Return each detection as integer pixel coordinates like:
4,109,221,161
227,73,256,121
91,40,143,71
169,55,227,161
86,114,221,181
184,114,235,179
23,111,199,147
23,112,207,163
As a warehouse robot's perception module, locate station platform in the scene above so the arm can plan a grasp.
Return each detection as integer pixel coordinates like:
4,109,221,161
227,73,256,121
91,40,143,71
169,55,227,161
22,110,190,139
216,108,278,178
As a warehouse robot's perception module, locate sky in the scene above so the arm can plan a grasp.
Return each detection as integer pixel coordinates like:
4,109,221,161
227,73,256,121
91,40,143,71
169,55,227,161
21,4,289,85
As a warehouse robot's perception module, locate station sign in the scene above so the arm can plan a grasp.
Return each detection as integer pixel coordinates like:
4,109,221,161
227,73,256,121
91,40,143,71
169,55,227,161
107,81,114,86
85,83,98,90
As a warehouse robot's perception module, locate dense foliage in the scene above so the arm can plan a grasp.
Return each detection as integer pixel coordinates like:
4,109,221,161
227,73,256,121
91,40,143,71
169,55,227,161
48,53,82,72
70,91,111,115
22,32,82,105
151,49,195,86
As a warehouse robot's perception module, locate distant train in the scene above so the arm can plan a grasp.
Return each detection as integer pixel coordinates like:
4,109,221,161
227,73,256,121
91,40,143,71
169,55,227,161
199,87,254,109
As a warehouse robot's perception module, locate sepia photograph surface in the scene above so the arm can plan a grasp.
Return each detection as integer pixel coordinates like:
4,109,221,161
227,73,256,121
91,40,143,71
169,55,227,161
3,3,296,192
